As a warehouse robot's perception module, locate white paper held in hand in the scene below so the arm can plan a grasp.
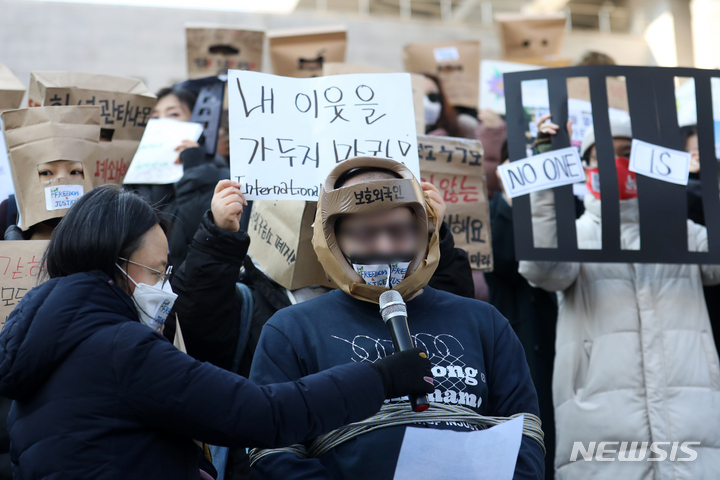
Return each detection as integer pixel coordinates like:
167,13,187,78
393,415,525,480
628,139,691,186
228,70,420,201
497,147,585,198
123,118,204,185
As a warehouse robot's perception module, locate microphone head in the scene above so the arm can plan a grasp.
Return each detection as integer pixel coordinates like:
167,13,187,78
379,290,407,323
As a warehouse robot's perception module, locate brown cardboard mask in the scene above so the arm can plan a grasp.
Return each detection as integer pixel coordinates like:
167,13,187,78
186,26,264,79
313,157,440,304
566,76,629,112
0,65,25,114
417,134,493,271
28,72,156,187
268,26,347,78
1,106,99,231
403,40,481,109
247,200,334,290
496,13,566,60
322,62,426,135
0,240,49,332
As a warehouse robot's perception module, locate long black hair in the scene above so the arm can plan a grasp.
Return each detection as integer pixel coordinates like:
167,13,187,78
41,185,167,291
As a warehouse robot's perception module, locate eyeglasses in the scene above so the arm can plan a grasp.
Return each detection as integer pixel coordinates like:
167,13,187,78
118,257,173,288
338,222,418,245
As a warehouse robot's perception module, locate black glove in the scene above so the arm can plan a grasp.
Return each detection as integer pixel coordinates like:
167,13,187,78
370,347,434,399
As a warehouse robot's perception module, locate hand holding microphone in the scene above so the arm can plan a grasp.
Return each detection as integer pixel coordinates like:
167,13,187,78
374,290,433,412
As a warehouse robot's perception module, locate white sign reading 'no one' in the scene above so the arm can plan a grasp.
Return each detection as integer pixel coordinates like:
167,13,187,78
497,146,586,198
228,71,420,201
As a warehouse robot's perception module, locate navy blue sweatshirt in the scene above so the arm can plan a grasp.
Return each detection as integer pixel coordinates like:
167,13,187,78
249,286,544,480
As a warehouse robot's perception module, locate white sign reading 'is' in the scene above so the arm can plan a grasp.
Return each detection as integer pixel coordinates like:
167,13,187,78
228,71,420,201
497,147,586,198
628,139,691,186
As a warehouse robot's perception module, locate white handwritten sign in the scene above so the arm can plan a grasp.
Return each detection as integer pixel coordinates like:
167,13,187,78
228,70,420,201
123,118,204,185
498,146,585,198
628,139,690,186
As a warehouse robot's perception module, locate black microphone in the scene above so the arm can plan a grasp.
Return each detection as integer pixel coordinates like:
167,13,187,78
379,290,430,412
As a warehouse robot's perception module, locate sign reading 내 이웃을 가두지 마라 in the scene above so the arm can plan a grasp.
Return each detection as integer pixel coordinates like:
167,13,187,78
228,70,420,201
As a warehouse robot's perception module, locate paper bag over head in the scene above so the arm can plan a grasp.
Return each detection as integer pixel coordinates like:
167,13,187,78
496,12,567,61
28,71,156,187
403,40,481,110
0,65,25,114
186,25,265,79
268,26,347,78
312,156,440,304
1,106,99,231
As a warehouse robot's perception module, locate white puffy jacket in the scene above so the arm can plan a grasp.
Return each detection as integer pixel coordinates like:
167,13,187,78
519,191,720,480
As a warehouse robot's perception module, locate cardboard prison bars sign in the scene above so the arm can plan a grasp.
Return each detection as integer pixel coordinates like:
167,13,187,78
186,26,264,79
403,40,481,110
417,135,493,271
504,65,720,264
0,240,48,332
247,200,333,290
28,71,156,187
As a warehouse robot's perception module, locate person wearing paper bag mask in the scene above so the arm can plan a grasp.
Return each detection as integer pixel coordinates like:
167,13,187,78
164,174,472,479
247,157,544,480
519,116,720,480
0,183,436,479
1,106,97,241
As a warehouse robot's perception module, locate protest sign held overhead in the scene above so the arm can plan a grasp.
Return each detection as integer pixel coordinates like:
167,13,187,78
228,71,420,201
417,135,493,271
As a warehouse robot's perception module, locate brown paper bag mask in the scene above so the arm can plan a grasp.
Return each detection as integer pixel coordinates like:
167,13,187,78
186,26,264,79
496,13,566,60
0,65,25,114
403,40,481,109
313,157,440,304
1,106,99,231
268,27,347,78
247,200,333,291
28,71,156,187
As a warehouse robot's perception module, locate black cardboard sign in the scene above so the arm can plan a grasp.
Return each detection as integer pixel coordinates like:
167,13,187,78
504,65,720,264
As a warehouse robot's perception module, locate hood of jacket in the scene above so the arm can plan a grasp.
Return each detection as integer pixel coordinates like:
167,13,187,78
0,271,139,400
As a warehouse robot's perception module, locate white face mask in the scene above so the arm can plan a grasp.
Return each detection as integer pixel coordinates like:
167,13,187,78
424,95,442,127
352,261,411,288
116,264,178,332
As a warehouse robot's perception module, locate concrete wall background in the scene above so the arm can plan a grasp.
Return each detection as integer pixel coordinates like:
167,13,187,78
0,0,654,95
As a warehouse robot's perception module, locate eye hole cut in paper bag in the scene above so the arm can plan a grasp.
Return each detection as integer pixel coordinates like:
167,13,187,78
322,62,426,135
403,40,481,110
268,26,347,78
0,64,25,114
417,134,493,271
495,13,568,65
247,200,333,290
1,106,99,231
186,26,264,79
0,240,49,332
28,71,156,187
